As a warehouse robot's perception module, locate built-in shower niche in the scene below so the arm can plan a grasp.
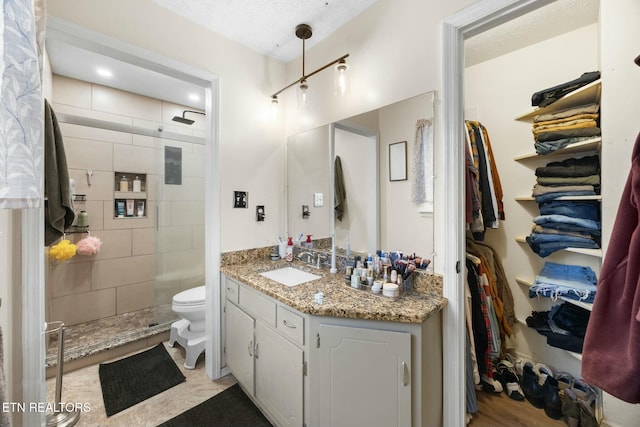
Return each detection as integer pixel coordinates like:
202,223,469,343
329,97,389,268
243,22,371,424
114,172,147,218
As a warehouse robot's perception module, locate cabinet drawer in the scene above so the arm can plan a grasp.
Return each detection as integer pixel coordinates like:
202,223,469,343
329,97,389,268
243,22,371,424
276,305,304,345
225,278,239,304
239,286,276,327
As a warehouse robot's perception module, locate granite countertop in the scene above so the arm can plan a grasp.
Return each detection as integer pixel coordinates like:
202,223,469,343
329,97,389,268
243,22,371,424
221,258,446,324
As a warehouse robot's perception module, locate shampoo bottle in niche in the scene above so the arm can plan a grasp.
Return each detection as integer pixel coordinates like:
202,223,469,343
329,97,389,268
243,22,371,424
119,175,128,192
133,176,142,192
286,237,294,262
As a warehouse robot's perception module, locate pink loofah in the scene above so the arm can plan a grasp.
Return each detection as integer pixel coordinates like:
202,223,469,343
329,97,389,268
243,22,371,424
76,235,102,256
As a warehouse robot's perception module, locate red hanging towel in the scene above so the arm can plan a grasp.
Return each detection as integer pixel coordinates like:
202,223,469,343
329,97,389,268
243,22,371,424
581,132,640,404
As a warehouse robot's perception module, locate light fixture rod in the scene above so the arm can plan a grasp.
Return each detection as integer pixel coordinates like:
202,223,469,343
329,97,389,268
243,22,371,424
271,53,350,98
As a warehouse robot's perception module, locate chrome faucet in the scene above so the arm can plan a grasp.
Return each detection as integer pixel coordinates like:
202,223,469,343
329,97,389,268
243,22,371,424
296,252,315,265
296,251,325,269
316,254,328,269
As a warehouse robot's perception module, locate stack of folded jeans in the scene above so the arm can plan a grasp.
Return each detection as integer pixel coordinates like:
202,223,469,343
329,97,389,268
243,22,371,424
527,156,601,257
526,303,591,353
532,103,600,155
530,261,597,304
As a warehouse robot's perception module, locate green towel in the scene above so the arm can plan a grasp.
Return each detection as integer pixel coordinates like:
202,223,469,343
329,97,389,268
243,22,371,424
334,156,346,221
44,99,75,246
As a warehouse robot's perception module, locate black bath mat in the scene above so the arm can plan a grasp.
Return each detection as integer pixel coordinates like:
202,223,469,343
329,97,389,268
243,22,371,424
99,343,186,417
157,383,273,427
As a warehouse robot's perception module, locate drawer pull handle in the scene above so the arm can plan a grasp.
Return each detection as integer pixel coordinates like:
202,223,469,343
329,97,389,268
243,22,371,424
283,319,297,329
248,339,253,357
402,361,409,386
227,287,234,293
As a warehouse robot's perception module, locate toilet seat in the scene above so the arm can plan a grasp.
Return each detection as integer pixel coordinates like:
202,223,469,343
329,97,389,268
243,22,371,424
172,286,205,306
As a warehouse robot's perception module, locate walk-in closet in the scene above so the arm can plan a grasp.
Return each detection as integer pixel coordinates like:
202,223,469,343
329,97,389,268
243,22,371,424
460,1,640,426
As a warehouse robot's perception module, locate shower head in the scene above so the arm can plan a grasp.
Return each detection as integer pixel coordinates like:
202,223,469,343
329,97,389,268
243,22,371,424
172,110,205,125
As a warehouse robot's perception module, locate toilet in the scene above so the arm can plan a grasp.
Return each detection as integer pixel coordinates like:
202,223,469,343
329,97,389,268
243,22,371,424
168,285,206,369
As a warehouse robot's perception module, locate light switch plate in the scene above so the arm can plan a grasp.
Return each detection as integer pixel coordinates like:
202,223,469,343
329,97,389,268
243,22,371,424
313,192,323,207
234,191,248,208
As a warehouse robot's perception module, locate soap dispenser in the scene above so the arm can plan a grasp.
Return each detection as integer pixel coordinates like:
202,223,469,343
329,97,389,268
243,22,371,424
305,234,313,249
286,237,294,262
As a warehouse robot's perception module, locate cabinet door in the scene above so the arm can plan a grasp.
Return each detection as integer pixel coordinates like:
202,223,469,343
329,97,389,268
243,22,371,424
319,324,411,427
225,302,255,396
255,321,304,427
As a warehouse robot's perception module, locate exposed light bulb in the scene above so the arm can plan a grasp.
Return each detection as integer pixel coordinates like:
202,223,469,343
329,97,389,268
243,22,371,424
297,79,310,109
334,60,350,96
270,96,279,120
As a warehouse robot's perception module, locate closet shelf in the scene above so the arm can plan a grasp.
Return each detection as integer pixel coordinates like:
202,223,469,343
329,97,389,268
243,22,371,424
515,195,602,202
513,137,601,161
515,277,593,311
515,80,602,122
515,236,603,257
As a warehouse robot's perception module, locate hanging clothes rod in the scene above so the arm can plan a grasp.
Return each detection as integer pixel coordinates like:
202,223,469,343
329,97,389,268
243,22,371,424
56,113,206,145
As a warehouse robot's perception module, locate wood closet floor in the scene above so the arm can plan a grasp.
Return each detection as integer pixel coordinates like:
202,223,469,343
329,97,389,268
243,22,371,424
469,390,567,426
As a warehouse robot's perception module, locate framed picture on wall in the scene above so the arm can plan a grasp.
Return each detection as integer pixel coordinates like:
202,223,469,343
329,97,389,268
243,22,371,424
389,141,407,181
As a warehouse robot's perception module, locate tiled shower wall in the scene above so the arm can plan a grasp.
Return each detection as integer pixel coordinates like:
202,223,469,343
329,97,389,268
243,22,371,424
47,75,205,326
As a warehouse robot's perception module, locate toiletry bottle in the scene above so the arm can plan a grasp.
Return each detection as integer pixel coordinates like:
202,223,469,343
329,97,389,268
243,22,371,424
133,176,142,192
305,234,313,249
286,237,294,262
119,175,128,192
77,210,89,228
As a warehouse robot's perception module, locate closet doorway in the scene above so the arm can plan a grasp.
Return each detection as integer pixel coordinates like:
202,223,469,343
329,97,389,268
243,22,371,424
441,0,598,425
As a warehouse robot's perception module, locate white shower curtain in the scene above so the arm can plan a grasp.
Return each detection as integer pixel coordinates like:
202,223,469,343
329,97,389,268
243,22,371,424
0,0,45,209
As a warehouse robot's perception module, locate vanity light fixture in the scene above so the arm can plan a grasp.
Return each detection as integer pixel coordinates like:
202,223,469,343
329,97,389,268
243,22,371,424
271,24,350,110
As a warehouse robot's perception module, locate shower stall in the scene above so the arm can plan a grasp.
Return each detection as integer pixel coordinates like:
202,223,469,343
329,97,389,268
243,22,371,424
44,77,207,368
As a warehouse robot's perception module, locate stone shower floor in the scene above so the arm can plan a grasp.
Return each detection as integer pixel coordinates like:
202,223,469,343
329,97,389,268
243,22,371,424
46,306,176,369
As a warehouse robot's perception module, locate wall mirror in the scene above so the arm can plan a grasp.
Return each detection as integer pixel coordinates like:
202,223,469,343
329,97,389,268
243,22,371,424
287,91,435,260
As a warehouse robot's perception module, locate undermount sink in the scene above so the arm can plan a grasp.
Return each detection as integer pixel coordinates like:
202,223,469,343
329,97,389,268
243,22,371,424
260,267,322,287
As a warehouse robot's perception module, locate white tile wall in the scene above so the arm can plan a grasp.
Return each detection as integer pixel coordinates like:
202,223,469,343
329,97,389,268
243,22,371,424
64,137,114,171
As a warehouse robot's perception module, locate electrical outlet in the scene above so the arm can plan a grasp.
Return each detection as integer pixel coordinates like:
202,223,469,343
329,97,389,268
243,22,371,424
313,192,324,207
233,191,248,208
256,205,265,221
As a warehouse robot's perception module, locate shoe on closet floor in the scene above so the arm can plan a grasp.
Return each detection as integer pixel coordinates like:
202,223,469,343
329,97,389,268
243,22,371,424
480,372,503,393
520,361,545,408
534,362,554,385
560,388,580,427
541,374,563,419
495,360,525,401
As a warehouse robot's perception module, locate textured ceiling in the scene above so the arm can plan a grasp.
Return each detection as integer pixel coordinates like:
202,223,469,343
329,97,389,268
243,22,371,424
465,0,600,67
151,0,379,62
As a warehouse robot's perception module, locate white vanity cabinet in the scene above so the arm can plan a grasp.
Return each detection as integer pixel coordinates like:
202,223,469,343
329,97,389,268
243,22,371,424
317,324,411,427
222,273,443,427
224,276,304,427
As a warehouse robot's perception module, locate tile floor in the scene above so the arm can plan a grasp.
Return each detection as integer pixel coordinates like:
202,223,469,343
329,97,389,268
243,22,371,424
46,342,237,426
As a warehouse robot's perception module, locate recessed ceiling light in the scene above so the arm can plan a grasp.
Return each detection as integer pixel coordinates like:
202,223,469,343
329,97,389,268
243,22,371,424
188,93,200,102
96,67,113,78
